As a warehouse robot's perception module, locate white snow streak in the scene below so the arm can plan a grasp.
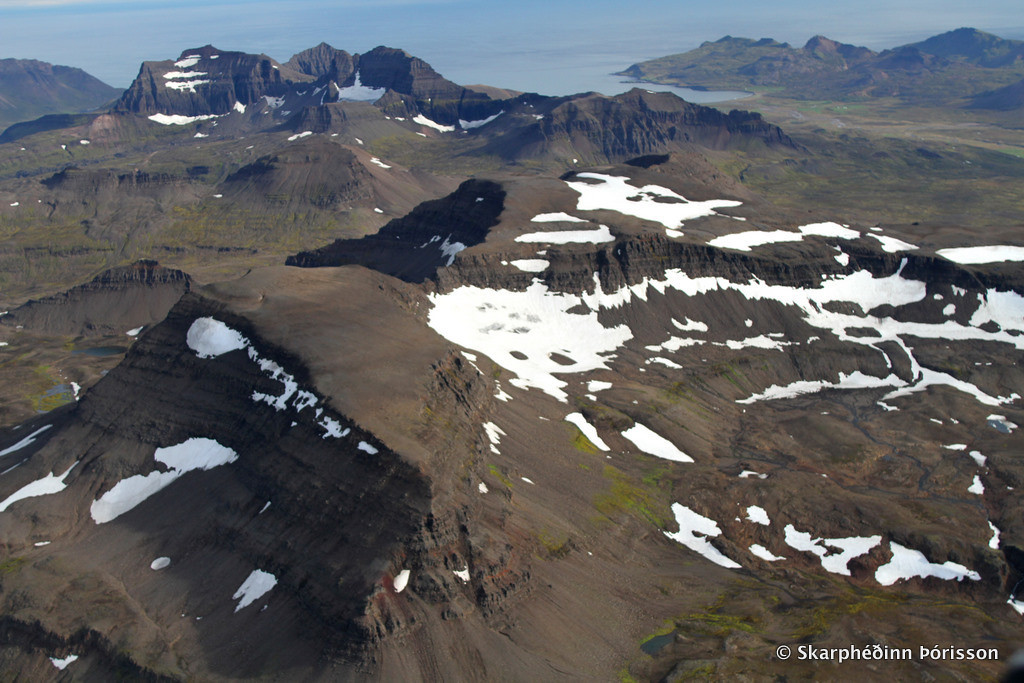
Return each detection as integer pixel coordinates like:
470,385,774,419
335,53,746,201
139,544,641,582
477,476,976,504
233,569,278,611
874,543,980,585
663,503,741,569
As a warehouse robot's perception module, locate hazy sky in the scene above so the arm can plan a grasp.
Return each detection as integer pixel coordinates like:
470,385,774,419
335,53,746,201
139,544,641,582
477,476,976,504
2,0,1022,94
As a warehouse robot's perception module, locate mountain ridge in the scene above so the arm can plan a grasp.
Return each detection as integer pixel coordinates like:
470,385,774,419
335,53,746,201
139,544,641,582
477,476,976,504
620,27,1024,104
0,58,121,131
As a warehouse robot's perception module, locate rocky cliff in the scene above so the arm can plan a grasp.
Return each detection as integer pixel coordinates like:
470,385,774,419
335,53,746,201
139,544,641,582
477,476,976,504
286,179,505,281
114,45,308,118
0,260,190,336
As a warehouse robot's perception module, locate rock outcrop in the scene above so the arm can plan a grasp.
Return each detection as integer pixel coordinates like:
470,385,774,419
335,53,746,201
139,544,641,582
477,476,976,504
286,179,505,281
0,260,190,336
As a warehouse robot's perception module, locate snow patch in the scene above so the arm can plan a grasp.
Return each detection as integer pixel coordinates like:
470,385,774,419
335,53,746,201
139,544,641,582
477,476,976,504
510,259,549,272
483,422,505,454
783,524,881,576
567,173,740,232
459,111,503,129
531,212,587,223
165,79,211,93
393,569,410,593
989,522,1001,549
187,317,248,358
439,237,466,266
746,505,770,526
0,461,77,512
708,221,859,252
750,544,786,561
337,71,385,101
148,113,221,125
427,281,632,401
663,503,741,569
0,425,52,457
90,439,237,523
515,224,614,244
869,233,917,253
50,654,79,670
565,413,610,451
233,569,277,611
621,423,692,463
875,542,980,585
937,246,1024,264
739,371,904,404
413,114,455,132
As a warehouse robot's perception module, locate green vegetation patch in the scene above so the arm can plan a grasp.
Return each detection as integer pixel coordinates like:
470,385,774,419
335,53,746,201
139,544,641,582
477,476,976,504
0,557,27,574
488,463,514,488
594,465,670,528
790,587,909,639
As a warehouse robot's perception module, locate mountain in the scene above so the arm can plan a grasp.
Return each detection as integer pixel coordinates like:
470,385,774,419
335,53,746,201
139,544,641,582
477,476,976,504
0,260,190,336
0,41,1022,680
0,155,1022,679
286,44,499,126
0,42,798,303
114,45,311,120
620,28,1024,103
475,89,793,163
113,44,503,131
971,76,1024,109
906,27,1024,67
0,58,121,131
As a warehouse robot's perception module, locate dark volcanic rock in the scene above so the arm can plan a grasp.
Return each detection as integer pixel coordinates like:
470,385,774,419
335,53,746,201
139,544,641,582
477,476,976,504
220,138,375,208
0,260,190,336
114,45,309,118
286,179,505,282
284,42,357,82
0,291,433,677
480,89,794,163
354,47,499,125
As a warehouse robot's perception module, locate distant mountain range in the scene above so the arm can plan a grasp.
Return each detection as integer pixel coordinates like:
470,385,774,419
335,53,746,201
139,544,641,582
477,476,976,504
620,27,1024,107
0,58,121,130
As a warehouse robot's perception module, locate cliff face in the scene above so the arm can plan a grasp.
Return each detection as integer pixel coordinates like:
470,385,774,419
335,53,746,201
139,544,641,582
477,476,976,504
283,42,357,83
0,288,435,677
0,260,190,336
112,43,503,129
114,46,304,118
285,44,501,126
286,179,505,281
